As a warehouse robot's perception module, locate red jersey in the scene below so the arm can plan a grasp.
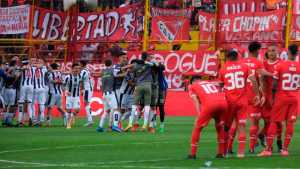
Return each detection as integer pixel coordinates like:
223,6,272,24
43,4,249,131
219,61,250,102
273,60,300,97
263,59,281,97
242,57,263,97
188,80,226,106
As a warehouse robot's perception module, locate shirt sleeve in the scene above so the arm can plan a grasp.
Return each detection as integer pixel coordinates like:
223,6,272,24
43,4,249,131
188,85,197,98
273,63,281,79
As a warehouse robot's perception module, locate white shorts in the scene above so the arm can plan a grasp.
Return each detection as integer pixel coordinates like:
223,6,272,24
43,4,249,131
114,89,121,107
121,94,134,109
3,88,17,106
83,90,93,103
19,86,34,103
48,93,62,107
32,89,48,105
103,91,118,111
66,96,80,110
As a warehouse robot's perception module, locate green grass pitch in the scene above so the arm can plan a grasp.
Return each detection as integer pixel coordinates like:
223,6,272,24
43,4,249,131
0,117,300,169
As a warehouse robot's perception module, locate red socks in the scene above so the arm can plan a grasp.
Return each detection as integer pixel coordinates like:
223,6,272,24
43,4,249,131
266,122,277,151
249,125,258,152
190,126,202,155
238,124,246,155
227,125,237,152
283,122,294,151
216,123,225,155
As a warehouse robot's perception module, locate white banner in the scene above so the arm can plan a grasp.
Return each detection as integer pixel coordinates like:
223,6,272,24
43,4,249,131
0,5,30,34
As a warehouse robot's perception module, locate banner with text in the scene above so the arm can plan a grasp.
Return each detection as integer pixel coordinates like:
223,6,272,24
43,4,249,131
0,5,30,34
217,9,285,47
151,7,193,18
32,3,143,41
151,16,190,42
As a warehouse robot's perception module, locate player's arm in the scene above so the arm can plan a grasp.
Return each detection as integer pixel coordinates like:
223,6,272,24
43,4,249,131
248,75,260,106
257,68,273,77
190,94,201,113
259,75,266,106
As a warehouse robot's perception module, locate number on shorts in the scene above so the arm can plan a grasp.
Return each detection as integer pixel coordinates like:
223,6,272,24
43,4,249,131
282,73,300,90
224,71,245,90
201,83,219,94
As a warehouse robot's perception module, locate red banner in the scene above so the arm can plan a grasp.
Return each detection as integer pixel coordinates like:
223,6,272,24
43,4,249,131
32,3,143,41
150,16,190,42
219,0,286,15
217,9,285,47
151,7,193,18
198,11,215,41
291,0,300,40
127,51,219,89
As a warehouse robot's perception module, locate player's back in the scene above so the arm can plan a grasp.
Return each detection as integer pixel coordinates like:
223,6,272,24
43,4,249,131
189,80,226,106
219,60,249,102
274,60,300,97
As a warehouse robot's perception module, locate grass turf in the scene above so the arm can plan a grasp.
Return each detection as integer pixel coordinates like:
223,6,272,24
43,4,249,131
0,117,300,169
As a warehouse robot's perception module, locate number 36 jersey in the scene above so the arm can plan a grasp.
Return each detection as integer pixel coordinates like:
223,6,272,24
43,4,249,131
273,60,300,97
188,80,226,106
218,61,250,102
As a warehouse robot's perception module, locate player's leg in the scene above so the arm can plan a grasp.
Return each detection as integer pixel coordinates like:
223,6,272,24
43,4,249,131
236,105,248,158
125,87,142,131
17,87,26,126
276,121,283,152
65,96,73,129
36,90,46,126
281,103,298,156
158,90,166,133
227,121,237,154
110,91,122,132
142,83,152,130
249,106,261,153
149,87,158,133
84,90,94,127
26,87,34,126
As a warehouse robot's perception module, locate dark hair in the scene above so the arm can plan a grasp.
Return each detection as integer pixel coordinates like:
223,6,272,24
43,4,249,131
50,63,59,70
288,44,298,56
264,52,269,59
80,60,88,67
9,60,16,67
72,63,80,68
190,76,202,84
226,50,238,61
141,52,148,61
248,41,261,53
104,59,112,67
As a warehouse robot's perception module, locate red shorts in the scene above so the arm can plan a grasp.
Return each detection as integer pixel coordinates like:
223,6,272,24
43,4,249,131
224,98,247,127
195,100,228,128
271,96,298,123
247,91,262,120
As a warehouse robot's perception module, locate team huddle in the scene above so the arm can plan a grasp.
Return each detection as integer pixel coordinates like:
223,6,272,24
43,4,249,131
188,42,300,158
0,51,168,133
0,57,95,129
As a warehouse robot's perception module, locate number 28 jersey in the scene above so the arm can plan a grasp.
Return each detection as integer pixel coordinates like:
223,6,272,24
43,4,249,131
218,61,250,102
273,60,300,97
188,80,226,106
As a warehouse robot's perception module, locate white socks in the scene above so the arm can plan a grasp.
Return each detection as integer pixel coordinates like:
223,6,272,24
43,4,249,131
143,105,150,127
99,112,107,128
85,104,93,123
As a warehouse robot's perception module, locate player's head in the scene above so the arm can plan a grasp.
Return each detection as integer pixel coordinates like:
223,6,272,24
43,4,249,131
267,43,278,60
22,58,29,66
72,63,81,74
288,44,298,60
226,49,238,61
104,59,113,67
248,41,261,57
141,52,148,61
30,57,37,66
119,51,128,65
190,76,202,84
50,63,59,70
80,60,88,68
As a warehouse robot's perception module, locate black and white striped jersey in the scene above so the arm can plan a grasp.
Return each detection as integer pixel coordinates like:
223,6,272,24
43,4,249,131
120,73,134,95
33,66,48,90
48,71,63,95
64,74,81,97
80,68,93,91
20,66,35,88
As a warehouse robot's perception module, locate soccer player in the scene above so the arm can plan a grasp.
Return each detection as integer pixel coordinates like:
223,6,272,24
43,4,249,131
187,76,227,159
80,60,94,127
64,63,82,129
47,63,66,127
31,58,48,126
258,44,300,157
219,49,260,158
111,52,128,132
242,41,273,153
259,44,283,150
157,63,168,133
96,59,118,132
124,52,157,131
17,58,35,126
